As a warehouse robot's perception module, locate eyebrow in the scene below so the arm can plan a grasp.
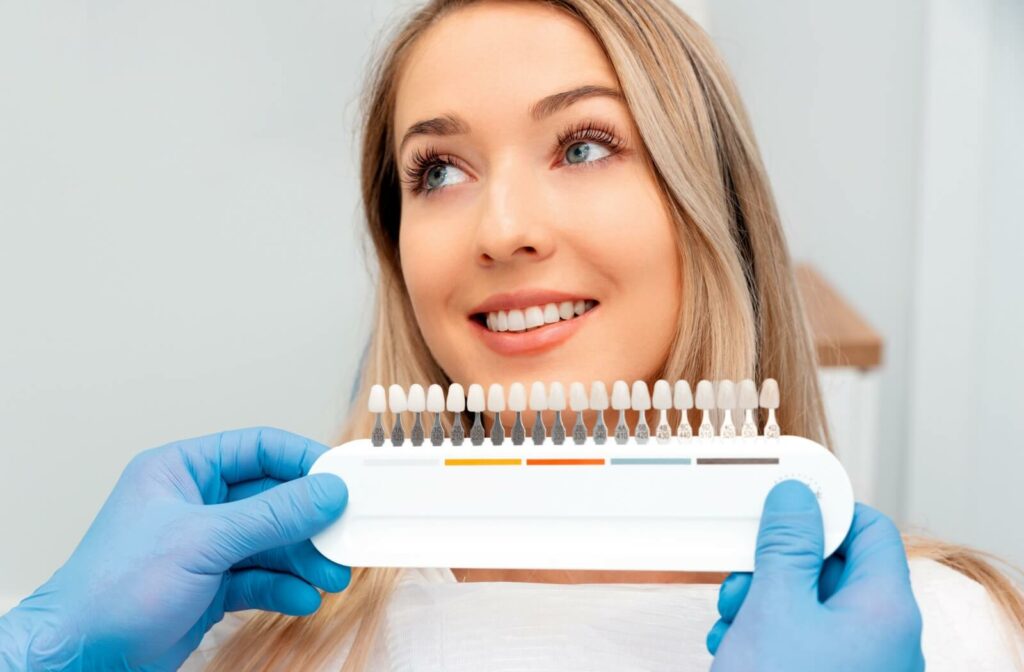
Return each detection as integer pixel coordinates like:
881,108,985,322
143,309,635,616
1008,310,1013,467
396,84,624,156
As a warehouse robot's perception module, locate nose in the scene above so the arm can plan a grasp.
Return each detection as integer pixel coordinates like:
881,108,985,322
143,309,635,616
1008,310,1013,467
474,167,555,266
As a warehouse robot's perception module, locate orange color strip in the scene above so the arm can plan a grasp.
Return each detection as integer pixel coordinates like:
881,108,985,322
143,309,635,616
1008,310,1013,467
444,458,521,466
526,458,605,466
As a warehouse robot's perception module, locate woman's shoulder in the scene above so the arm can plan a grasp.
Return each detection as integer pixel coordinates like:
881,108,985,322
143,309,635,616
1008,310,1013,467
908,556,1024,671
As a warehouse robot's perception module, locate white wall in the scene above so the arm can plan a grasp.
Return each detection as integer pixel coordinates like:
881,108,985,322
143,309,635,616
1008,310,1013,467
709,0,1024,568
707,0,928,520
905,0,1024,565
0,2,413,603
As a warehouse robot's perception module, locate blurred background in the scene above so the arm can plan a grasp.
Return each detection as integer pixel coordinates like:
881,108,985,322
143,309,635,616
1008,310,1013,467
1,0,1021,608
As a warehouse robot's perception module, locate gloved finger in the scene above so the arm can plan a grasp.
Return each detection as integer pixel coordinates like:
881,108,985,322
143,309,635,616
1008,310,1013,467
818,554,846,601
829,503,912,597
224,568,323,615
201,472,348,570
716,572,752,622
226,477,284,502
184,427,330,488
233,540,352,593
748,480,824,603
706,618,730,656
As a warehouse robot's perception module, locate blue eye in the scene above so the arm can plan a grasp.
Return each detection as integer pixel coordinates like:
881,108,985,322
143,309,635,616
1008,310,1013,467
401,120,625,197
564,140,612,166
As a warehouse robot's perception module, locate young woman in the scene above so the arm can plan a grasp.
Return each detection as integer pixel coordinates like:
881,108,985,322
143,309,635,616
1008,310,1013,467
189,0,1024,669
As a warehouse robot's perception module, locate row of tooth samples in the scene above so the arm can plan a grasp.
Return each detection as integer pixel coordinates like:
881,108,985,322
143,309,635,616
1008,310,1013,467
368,379,781,447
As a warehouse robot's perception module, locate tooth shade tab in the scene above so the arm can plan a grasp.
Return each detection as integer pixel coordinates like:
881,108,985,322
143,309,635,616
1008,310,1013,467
447,383,466,413
368,385,387,414
569,382,588,411
716,380,736,410
759,378,780,409
738,379,759,409
652,380,672,410
673,380,693,409
487,384,506,412
548,382,567,411
407,384,426,413
467,384,485,412
695,380,715,410
529,382,548,410
589,381,609,410
631,381,651,410
508,382,527,411
426,384,444,413
611,380,631,410
388,384,408,413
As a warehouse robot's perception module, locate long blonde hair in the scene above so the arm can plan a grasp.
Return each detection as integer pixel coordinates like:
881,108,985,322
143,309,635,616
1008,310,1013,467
208,1,1024,669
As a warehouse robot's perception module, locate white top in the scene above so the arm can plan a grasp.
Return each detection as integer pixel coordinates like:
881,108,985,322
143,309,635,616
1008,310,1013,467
181,558,1024,671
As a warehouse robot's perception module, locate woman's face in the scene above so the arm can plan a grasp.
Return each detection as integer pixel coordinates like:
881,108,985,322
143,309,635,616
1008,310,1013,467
394,0,682,390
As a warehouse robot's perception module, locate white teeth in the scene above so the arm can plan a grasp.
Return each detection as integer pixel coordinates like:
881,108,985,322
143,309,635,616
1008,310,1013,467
483,300,596,332
524,306,545,329
507,309,526,332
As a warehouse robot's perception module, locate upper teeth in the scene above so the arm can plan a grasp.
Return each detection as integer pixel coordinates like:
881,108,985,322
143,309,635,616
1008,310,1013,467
485,300,595,332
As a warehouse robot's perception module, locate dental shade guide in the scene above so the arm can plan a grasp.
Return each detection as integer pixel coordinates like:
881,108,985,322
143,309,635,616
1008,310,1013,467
311,377,855,572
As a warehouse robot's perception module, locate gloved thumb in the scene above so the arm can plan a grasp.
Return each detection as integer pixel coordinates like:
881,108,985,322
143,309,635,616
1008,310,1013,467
749,479,825,603
204,473,348,569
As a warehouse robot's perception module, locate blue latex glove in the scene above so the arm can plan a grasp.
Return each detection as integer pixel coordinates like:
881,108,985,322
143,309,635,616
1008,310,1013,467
0,427,350,671
706,480,925,672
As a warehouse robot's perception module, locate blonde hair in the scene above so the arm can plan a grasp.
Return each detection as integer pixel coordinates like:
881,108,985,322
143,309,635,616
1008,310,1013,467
207,0,1024,669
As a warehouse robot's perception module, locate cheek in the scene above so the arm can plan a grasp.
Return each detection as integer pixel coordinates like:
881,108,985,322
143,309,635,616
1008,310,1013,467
398,209,471,354
564,168,682,369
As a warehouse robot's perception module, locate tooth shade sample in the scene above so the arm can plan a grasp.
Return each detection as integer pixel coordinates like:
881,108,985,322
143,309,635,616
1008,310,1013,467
695,380,715,410
673,380,693,409
611,380,630,410
716,380,736,410
368,384,387,413
589,381,610,410
426,384,445,413
529,382,548,410
487,383,506,411
759,378,780,409
388,384,407,413
631,381,651,410
447,383,466,413
569,382,588,411
407,384,426,413
467,384,485,413
738,379,759,409
652,380,672,409
508,382,527,411
548,382,567,411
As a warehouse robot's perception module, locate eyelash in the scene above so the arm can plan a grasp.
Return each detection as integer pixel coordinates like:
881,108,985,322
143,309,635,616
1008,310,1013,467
399,119,626,197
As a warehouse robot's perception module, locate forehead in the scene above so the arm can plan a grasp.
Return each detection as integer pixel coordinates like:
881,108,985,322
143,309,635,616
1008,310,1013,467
393,1,620,152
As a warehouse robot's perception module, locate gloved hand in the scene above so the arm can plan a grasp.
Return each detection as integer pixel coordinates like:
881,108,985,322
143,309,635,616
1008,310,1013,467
706,480,925,672
0,427,350,671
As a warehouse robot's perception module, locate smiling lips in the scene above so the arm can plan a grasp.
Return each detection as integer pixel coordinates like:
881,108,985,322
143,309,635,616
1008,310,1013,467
468,289,599,355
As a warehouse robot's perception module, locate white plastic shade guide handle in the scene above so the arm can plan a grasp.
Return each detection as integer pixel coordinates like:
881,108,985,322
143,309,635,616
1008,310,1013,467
309,435,854,572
